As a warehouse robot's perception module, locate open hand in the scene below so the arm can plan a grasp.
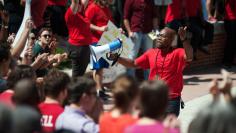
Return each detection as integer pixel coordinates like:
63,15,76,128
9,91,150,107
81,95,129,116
178,26,187,41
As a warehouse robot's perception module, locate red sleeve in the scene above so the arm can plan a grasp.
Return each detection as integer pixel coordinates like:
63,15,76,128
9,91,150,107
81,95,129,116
85,4,95,22
123,0,133,20
135,50,151,69
65,7,75,24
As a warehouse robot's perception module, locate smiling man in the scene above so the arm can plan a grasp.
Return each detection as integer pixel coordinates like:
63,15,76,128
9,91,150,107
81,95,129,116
111,27,193,116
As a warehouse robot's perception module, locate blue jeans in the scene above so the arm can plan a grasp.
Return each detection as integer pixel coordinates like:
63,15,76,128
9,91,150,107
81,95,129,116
128,32,153,79
167,97,181,117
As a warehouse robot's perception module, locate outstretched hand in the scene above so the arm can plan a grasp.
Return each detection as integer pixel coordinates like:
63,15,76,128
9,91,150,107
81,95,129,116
178,26,187,41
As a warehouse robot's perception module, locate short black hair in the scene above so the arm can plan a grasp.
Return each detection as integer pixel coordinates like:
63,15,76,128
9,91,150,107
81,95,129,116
7,65,36,89
139,80,168,119
0,42,11,64
67,77,96,104
12,79,40,108
43,69,70,99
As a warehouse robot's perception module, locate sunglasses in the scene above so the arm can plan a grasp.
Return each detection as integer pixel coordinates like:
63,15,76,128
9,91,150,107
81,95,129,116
30,37,36,40
42,34,51,38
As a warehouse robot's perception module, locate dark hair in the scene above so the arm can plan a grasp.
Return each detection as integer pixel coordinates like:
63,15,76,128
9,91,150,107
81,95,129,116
112,74,139,113
0,42,11,64
12,79,40,108
139,80,168,119
37,27,52,37
11,106,42,133
188,102,236,133
68,77,96,104
43,69,70,99
0,103,12,133
7,65,36,89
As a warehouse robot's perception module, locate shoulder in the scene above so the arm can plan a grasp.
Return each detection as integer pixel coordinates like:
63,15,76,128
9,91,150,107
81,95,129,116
173,48,185,56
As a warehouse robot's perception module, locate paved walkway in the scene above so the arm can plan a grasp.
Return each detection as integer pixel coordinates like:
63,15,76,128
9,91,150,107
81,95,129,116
179,65,236,133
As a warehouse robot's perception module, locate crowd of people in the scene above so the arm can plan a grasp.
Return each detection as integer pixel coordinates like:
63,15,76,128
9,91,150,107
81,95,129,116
0,0,235,133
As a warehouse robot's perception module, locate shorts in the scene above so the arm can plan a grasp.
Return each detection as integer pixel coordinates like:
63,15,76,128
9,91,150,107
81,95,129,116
45,5,68,37
90,43,109,70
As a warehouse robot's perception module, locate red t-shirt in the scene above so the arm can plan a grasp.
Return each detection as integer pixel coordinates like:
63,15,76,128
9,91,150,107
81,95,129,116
85,3,113,42
0,90,14,107
135,48,186,98
39,102,64,133
225,0,236,20
31,0,48,28
48,0,67,6
99,112,137,133
65,7,92,46
165,0,201,23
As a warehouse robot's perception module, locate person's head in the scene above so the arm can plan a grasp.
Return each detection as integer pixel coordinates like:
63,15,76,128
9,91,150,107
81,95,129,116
94,0,109,7
0,103,12,133
38,28,52,45
68,77,97,113
188,102,236,133
12,79,40,109
28,32,36,46
139,80,168,119
0,42,11,76
7,65,36,90
155,27,176,50
43,69,70,104
11,106,42,133
112,74,139,113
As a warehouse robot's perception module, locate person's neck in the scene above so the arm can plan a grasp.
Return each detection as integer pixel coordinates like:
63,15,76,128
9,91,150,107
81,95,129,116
39,42,47,49
160,47,171,54
137,117,157,125
111,106,133,117
70,103,86,113
44,97,60,104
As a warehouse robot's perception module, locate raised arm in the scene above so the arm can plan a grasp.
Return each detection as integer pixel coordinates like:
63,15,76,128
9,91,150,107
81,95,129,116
178,27,193,62
12,19,34,59
0,10,9,42
71,0,89,14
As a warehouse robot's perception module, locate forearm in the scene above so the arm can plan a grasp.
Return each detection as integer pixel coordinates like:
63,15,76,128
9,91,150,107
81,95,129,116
117,57,137,68
0,26,8,42
71,0,80,14
206,0,212,16
124,19,132,34
183,40,193,62
12,28,30,59
90,24,102,32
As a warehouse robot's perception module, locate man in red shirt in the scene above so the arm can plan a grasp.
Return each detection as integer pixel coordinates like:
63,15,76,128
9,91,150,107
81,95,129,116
110,27,193,116
222,0,236,68
85,0,113,101
65,0,92,77
123,0,158,79
39,69,70,133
